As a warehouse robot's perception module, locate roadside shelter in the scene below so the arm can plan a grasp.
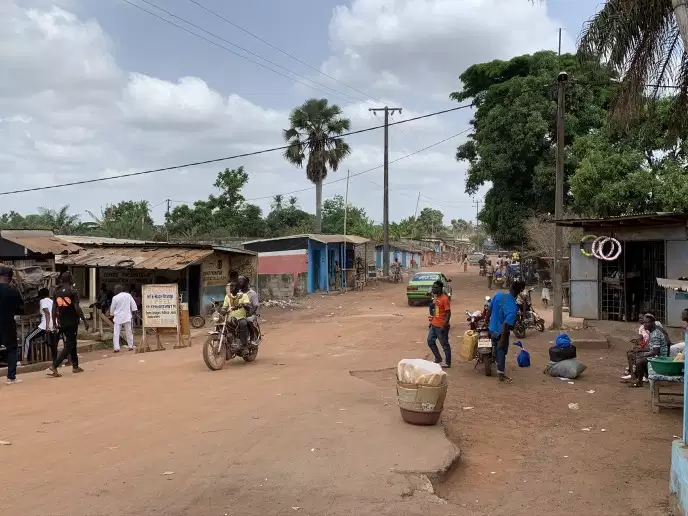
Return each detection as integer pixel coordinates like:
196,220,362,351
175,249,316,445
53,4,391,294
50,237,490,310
56,236,257,316
556,213,688,327
242,234,370,298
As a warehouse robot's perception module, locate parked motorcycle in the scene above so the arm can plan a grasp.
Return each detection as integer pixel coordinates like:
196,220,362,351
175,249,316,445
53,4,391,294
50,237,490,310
466,296,495,376
202,299,262,371
513,287,545,338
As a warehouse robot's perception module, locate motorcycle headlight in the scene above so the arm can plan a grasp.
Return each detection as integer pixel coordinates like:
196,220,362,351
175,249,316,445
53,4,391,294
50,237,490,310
212,312,220,323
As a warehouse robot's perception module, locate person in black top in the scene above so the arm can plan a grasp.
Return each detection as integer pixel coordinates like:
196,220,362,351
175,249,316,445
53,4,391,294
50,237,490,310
0,266,24,385
48,272,89,377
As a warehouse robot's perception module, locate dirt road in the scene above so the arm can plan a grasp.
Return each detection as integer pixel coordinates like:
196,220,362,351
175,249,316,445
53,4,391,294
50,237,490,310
1,264,679,515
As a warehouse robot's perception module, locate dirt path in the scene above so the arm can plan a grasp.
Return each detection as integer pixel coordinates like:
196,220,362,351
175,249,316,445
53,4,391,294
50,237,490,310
0,264,679,515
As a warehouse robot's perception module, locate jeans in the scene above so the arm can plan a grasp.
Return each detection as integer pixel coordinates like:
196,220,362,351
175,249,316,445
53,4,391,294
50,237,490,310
427,325,451,365
2,329,18,380
237,318,249,347
53,325,79,368
490,331,510,375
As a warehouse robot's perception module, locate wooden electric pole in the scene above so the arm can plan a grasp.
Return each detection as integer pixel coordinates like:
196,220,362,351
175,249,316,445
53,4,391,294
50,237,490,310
343,169,350,235
369,106,402,277
553,71,568,329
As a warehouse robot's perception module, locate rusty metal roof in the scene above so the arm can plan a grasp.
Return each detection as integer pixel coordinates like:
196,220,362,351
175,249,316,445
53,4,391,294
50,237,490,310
0,230,81,255
55,246,214,270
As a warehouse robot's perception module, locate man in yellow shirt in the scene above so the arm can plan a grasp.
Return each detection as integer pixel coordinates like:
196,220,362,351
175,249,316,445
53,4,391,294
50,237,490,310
222,281,252,346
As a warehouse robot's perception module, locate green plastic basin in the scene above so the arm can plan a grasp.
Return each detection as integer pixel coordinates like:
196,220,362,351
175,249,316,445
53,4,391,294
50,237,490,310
648,357,684,376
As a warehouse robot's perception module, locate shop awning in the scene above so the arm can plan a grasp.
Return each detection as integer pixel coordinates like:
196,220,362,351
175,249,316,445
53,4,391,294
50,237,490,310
55,246,214,270
1,230,81,255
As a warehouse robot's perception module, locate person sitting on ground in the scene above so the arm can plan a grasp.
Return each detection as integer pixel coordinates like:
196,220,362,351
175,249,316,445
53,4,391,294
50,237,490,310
627,313,668,387
670,309,688,357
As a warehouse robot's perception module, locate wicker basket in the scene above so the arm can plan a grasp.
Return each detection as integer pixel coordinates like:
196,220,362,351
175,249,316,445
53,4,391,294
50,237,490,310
396,378,448,426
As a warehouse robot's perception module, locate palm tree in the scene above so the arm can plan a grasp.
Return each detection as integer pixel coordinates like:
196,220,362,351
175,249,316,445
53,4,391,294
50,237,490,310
37,206,81,234
271,194,284,211
283,98,351,232
533,0,688,124
288,196,299,208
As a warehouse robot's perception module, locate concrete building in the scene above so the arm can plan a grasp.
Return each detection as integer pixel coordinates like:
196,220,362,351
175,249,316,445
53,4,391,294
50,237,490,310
243,234,370,299
556,213,688,328
374,242,425,269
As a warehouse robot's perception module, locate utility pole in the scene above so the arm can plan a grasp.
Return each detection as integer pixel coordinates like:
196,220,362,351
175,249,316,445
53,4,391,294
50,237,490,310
414,192,421,218
343,169,350,235
473,198,481,251
166,198,171,218
369,106,402,277
553,71,568,329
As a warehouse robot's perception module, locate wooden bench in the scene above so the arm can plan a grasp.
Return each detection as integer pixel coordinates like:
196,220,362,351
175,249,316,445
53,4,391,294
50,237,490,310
648,363,684,413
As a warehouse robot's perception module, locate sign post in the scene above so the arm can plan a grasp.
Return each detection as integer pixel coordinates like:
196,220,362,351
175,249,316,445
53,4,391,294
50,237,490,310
140,284,181,353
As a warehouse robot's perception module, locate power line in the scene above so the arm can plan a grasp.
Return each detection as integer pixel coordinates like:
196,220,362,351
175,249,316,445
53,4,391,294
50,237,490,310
185,0,378,103
0,104,472,197
122,0,369,105
246,128,470,201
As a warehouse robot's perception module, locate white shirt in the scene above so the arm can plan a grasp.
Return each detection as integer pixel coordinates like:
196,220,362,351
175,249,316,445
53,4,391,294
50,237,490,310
110,292,138,325
39,297,53,330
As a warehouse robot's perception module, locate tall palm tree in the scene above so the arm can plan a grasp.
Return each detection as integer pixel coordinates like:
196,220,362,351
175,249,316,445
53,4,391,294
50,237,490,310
533,0,688,125
37,206,81,234
283,98,351,233
271,194,284,211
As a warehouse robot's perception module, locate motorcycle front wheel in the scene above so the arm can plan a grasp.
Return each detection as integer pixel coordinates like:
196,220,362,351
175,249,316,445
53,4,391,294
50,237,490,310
203,335,226,371
513,323,526,339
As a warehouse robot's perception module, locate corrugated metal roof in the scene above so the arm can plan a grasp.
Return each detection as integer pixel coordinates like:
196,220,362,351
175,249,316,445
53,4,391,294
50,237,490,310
243,234,369,246
55,246,214,270
212,246,257,256
58,235,161,246
1,230,81,255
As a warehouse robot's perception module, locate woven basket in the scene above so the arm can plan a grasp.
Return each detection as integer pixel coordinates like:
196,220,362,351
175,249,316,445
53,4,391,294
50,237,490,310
396,378,448,425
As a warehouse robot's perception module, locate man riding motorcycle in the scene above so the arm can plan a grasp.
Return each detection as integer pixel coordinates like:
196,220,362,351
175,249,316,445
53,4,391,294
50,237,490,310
222,276,259,348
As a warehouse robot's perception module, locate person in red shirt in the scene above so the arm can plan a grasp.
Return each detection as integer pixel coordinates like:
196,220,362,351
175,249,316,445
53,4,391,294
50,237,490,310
427,281,451,368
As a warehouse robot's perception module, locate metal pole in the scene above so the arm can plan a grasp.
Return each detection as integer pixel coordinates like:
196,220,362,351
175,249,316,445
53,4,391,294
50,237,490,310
553,72,568,329
369,106,401,278
414,192,421,218
343,169,350,235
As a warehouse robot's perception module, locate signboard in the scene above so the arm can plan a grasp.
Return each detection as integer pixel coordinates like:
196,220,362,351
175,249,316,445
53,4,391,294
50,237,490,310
201,256,228,286
101,268,154,288
142,284,179,328
140,284,184,352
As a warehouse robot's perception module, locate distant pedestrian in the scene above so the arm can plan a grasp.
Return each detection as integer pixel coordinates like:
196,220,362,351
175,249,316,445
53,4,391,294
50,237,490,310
0,266,24,385
109,285,138,352
24,288,58,364
48,272,89,377
486,260,495,289
427,281,451,368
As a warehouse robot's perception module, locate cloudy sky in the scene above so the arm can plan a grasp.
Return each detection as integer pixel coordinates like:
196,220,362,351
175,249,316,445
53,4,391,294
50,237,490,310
0,0,601,226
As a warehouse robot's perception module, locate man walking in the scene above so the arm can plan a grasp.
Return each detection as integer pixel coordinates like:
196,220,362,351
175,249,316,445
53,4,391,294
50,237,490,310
486,280,525,382
48,272,88,377
0,266,24,385
427,280,451,368
24,288,58,363
109,285,137,352
486,260,495,289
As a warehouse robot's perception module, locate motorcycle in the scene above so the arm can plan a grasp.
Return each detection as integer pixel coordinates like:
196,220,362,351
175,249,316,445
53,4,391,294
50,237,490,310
202,299,262,371
467,296,495,376
513,287,545,338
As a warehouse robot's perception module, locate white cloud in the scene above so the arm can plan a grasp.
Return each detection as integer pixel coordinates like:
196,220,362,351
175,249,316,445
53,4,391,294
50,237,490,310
0,0,568,226
323,0,573,94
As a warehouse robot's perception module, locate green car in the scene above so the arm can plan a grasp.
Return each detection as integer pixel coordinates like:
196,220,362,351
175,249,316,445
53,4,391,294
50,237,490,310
406,272,453,306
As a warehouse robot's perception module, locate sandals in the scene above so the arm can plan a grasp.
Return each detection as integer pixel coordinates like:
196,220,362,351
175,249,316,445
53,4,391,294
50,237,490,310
46,366,62,378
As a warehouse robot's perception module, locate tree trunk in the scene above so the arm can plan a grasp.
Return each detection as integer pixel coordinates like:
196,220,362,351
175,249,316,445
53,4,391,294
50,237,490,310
673,0,688,55
314,180,323,233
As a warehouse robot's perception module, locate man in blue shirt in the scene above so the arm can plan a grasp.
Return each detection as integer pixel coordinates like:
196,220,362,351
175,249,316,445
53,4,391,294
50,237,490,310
486,280,525,382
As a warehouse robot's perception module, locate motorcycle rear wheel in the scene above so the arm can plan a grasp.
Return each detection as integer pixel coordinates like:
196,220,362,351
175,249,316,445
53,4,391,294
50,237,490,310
243,345,259,362
203,335,226,371
513,323,526,339
483,355,492,376
536,320,545,332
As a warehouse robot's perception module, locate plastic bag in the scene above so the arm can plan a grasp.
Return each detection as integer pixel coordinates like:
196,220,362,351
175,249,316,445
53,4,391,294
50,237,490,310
513,341,530,367
546,359,586,379
397,359,446,385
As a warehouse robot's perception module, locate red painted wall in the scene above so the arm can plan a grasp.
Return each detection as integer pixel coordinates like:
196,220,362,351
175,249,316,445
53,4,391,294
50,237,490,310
257,252,308,275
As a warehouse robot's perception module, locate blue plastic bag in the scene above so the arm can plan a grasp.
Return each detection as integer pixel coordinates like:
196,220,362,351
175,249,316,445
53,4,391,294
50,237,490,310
555,333,572,349
514,341,531,367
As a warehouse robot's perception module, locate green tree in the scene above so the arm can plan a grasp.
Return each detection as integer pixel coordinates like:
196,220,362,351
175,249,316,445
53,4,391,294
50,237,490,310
416,207,444,236
283,98,351,232
34,206,81,234
87,201,158,240
321,195,375,236
271,194,284,211
452,51,616,246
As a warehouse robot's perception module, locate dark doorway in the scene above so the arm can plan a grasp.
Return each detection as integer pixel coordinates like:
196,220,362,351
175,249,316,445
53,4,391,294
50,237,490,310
188,265,201,316
312,249,321,291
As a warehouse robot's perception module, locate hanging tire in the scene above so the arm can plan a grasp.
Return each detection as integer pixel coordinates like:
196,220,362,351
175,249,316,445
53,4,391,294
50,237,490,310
202,335,226,371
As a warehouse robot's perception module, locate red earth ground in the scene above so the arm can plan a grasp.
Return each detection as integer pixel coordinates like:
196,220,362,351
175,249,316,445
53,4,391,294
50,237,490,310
0,262,679,515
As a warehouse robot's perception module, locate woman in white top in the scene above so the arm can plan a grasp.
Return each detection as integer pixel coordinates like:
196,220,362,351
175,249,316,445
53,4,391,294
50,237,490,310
23,288,58,363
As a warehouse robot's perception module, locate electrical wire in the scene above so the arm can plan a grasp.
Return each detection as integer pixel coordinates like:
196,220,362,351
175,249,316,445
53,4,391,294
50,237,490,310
0,105,472,197
122,0,369,105
246,128,470,201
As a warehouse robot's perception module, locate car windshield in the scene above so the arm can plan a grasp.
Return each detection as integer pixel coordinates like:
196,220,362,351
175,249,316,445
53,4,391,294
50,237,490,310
412,273,440,282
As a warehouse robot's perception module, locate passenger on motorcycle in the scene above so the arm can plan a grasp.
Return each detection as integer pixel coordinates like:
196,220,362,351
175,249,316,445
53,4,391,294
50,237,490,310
222,281,252,347
237,276,260,344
